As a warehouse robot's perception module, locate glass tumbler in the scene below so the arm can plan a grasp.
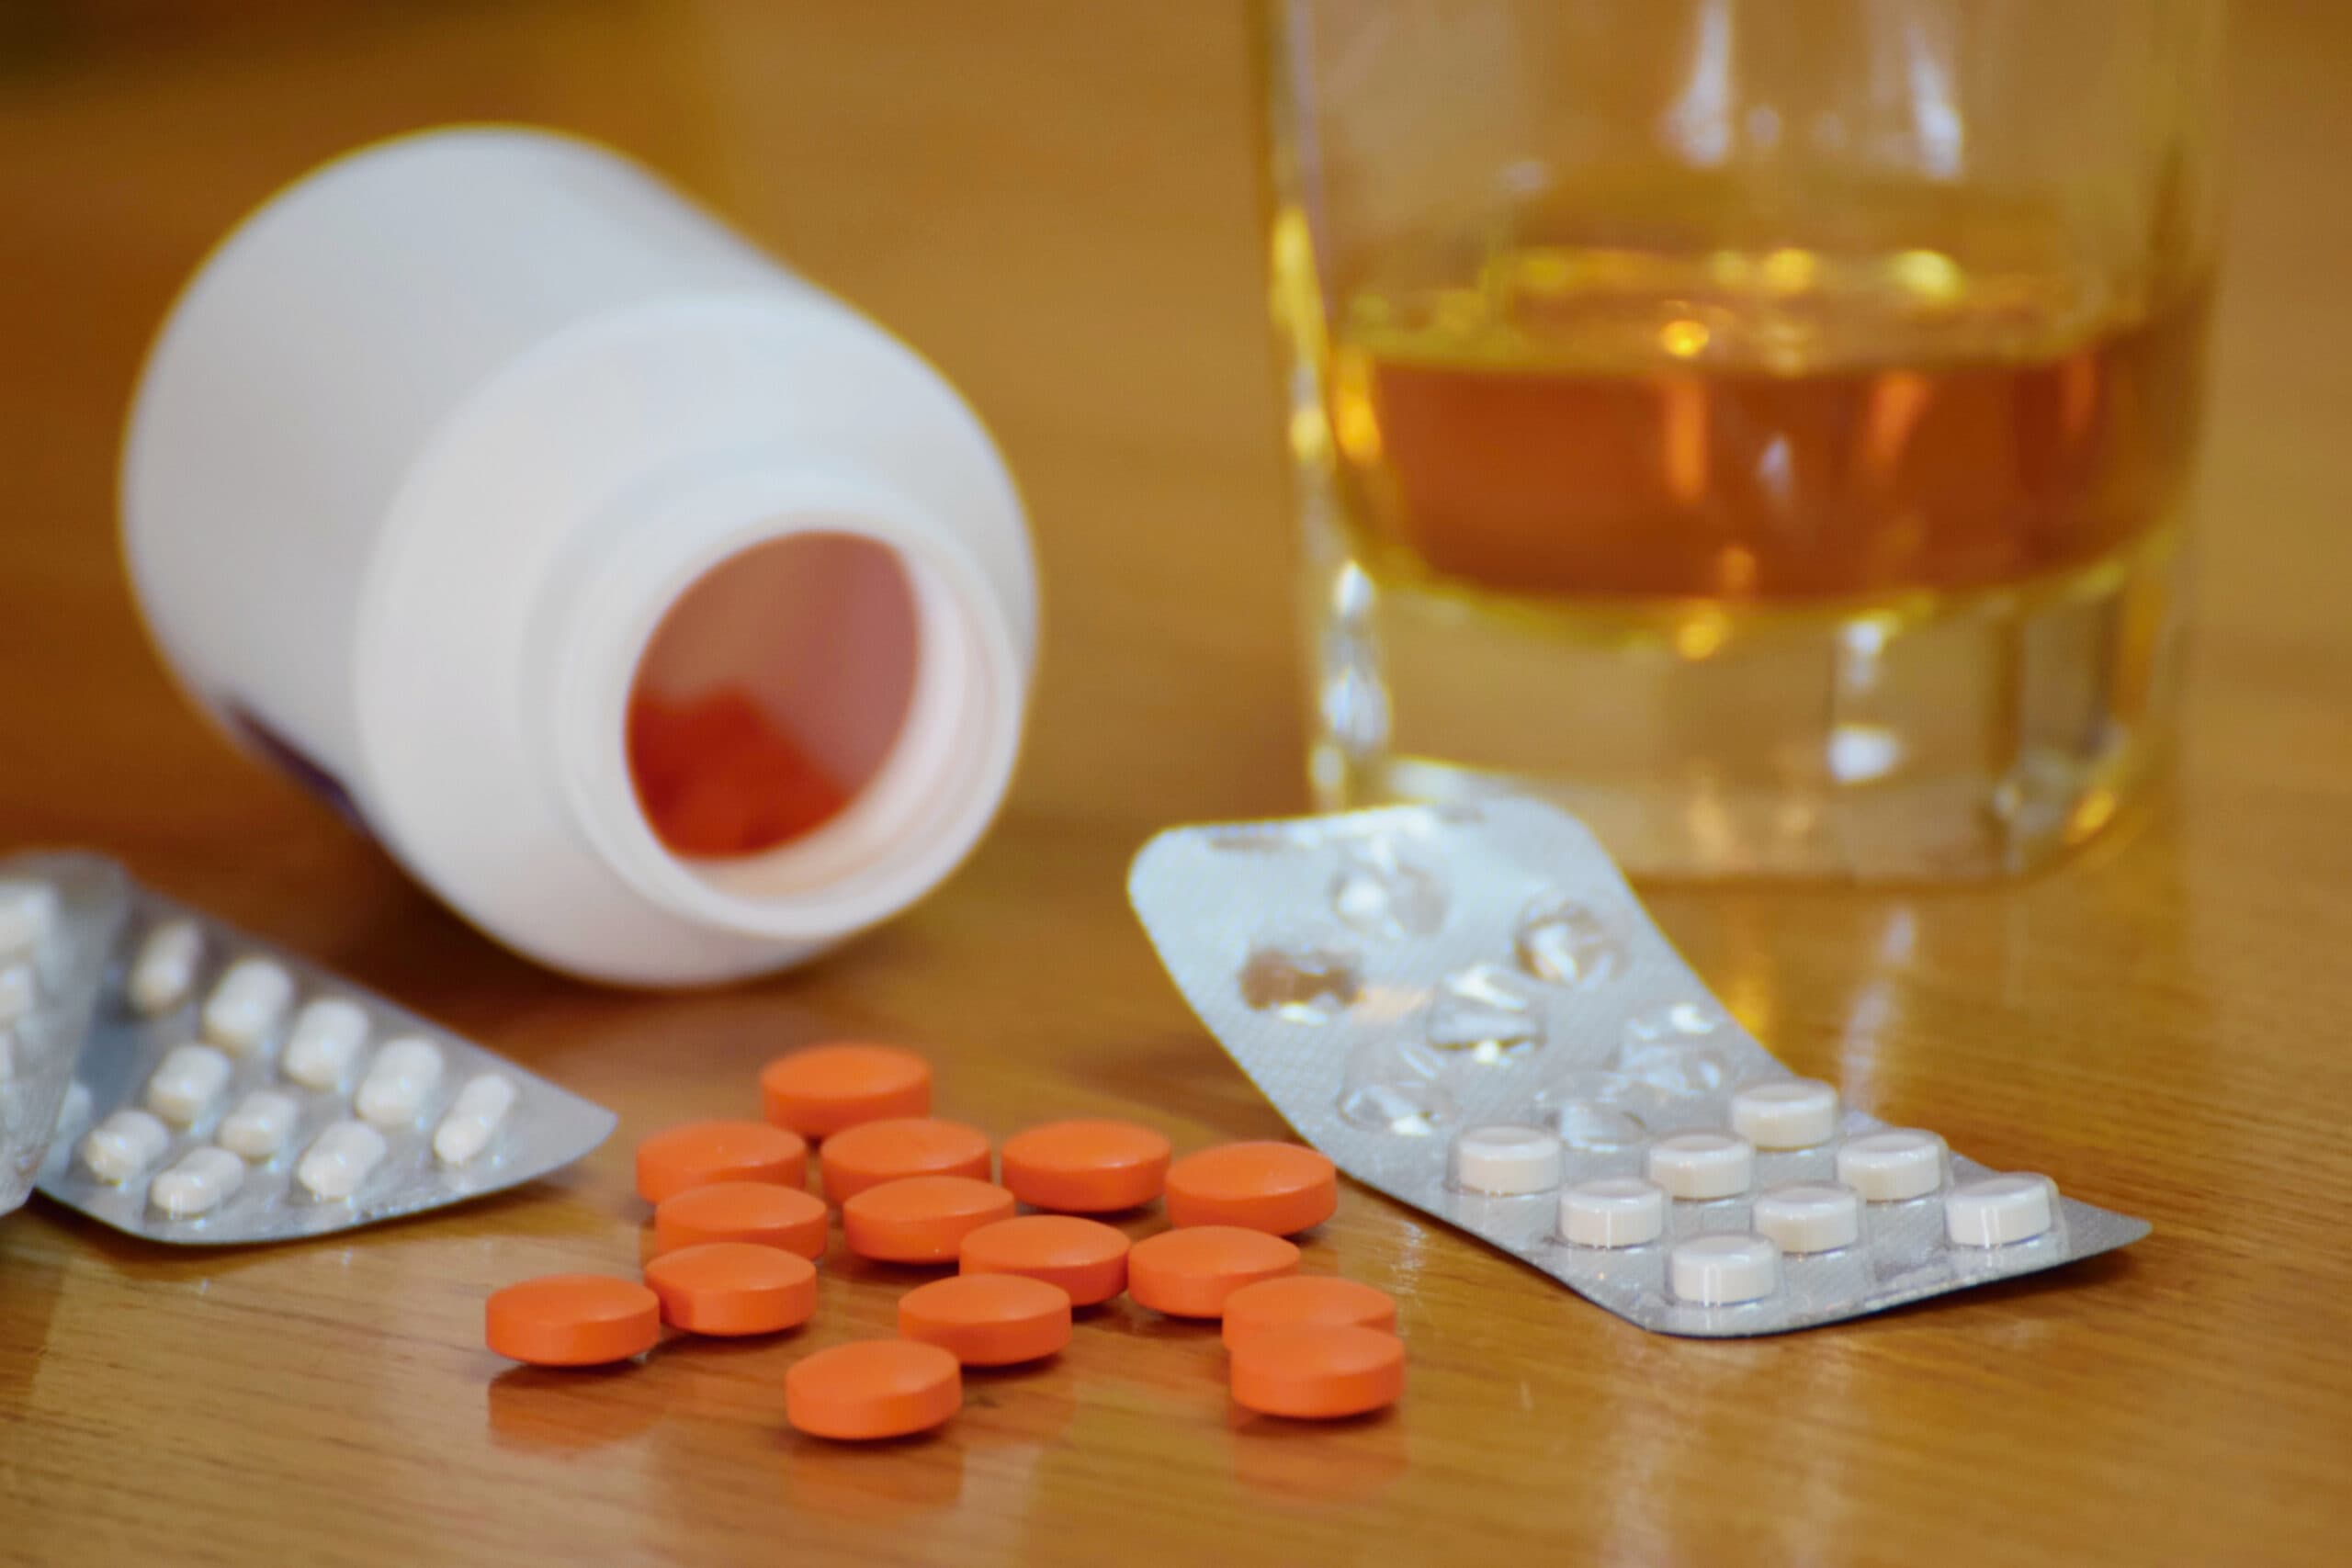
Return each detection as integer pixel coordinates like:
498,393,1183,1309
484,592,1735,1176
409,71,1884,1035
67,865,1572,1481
1264,0,2223,877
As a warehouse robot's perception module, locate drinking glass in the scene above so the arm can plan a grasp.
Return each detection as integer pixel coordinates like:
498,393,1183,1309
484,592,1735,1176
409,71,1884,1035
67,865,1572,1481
1264,0,2223,876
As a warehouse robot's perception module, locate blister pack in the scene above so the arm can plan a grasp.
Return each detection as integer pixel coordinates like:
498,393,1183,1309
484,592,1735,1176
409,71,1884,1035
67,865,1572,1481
0,853,135,1216
28,865,617,1245
1130,801,2149,1337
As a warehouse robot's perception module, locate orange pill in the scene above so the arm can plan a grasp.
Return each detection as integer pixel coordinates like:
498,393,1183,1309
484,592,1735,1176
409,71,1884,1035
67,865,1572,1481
786,1338,962,1441
1220,1276,1398,1348
820,1117,992,1203
652,1180,830,1258
644,1242,819,1337
485,1274,661,1367
1229,1325,1404,1419
761,1043,933,1139
1165,1142,1338,1235
958,1214,1130,1306
1000,1119,1173,1212
898,1273,1072,1366
842,1176,1018,1264
635,1119,808,1203
1126,1225,1300,1318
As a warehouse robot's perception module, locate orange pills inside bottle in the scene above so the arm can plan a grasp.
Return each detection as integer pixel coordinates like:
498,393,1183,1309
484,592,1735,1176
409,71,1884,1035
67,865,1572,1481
628,687,850,859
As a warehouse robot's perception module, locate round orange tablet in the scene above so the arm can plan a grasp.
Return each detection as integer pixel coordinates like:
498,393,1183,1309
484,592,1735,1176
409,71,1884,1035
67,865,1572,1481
486,1274,661,1366
651,1180,831,1258
1000,1119,1172,1212
898,1273,1072,1366
1220,1275,1398,1348
1164,1142,1338,1235
957,1214,1130,1306
820,1117,992,1203
841,1176,1018,1264
635,1120,808,1204
1125,1225,1300,1318
644,1242,819,1336
761,1043,933,1140
1229,1324,1404,1419
786,1338,962,1440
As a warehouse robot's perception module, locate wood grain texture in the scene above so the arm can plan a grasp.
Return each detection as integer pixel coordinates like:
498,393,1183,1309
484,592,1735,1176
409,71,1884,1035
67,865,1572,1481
2,2,2348,1562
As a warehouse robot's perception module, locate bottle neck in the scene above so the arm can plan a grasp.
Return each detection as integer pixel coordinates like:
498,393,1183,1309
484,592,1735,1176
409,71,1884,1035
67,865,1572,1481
538,453,1026,946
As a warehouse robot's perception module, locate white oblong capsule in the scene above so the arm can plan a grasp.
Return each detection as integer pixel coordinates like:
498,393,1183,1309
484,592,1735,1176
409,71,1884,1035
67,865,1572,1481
80,1108,172,1183
297,1119,389,1201
0,961,36,1023
216,1089,303,1160
282,998,368,1089
355,1036,444,1127
150,1145,245,1218
201,958,294,1055
0,879,57,957
145,1042,232,1125
432,1073,518,1166
128,919,204,1015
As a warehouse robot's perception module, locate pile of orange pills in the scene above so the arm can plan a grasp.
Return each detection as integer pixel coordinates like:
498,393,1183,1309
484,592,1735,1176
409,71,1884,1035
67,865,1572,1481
483,1041,1406,1438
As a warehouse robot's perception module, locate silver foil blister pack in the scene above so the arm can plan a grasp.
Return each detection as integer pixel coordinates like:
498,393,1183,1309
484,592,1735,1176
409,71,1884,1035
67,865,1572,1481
1130,801,2149,1337
0,853,134,1216
18,859,616,1244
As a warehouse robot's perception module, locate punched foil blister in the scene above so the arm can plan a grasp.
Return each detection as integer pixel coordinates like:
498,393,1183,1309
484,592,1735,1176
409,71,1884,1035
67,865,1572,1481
31,868,617,1245
1129,800,2149,1337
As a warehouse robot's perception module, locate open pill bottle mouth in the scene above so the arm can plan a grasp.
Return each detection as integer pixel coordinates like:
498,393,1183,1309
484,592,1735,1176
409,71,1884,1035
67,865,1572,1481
549,468,1029,954
627,531,920,863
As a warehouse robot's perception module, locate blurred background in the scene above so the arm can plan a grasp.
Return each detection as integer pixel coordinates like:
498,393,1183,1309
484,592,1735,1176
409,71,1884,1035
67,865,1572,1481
0,0,2345,905
0,0,1289,897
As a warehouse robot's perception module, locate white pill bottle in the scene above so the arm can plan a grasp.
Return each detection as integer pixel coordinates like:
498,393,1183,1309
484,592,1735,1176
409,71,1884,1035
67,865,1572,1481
122,129,1035,987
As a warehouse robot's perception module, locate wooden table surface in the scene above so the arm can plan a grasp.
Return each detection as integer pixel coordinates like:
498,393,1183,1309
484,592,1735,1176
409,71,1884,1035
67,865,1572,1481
3,3,2347,1562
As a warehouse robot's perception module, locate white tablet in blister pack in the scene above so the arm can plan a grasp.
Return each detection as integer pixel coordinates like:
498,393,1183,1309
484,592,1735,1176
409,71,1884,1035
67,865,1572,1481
1130,800,2149,1337
8,856,616,1245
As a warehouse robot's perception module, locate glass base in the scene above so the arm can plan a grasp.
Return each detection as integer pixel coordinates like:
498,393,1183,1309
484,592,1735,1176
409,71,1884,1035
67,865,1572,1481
1305,519,2186,881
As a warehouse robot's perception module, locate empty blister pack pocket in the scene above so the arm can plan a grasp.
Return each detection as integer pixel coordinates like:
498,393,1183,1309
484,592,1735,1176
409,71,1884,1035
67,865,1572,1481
36,876,617,1245
1129,800,2149,1337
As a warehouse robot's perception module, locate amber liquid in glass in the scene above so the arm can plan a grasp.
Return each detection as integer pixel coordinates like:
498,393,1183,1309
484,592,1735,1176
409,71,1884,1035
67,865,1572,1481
1289,210,2208,874
1325,245,2207,607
